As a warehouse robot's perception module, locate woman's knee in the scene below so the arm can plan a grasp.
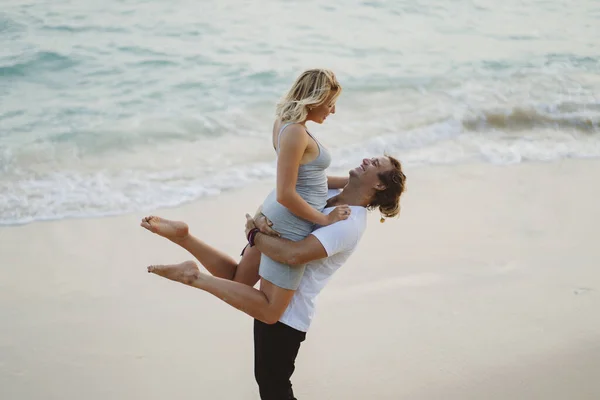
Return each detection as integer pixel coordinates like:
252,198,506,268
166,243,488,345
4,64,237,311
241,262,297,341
262,303,288,325
262,313,282,325
259,280,295,324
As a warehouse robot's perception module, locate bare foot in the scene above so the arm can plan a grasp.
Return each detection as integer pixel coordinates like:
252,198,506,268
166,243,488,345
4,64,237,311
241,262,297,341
147,261,201,285
140,216,189,241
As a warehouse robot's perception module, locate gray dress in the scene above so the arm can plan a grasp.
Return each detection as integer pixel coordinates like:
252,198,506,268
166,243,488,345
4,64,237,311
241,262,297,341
259,122,332,290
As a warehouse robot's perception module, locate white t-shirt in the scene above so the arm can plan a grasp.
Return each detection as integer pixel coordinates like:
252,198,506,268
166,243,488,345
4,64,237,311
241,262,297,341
279,191,368,332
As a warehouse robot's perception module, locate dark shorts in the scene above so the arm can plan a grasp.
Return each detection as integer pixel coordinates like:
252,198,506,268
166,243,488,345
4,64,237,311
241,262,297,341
254,319,307,400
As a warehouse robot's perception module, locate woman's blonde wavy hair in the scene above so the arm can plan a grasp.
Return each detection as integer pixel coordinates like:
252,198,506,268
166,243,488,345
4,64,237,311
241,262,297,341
275,69,342,123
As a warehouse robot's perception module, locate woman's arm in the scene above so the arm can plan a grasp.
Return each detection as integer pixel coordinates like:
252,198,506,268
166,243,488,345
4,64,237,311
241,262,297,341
276,125,330,226
327,175,349,189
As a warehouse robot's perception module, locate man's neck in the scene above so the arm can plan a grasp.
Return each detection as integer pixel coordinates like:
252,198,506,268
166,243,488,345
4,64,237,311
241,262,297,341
326,183,370,209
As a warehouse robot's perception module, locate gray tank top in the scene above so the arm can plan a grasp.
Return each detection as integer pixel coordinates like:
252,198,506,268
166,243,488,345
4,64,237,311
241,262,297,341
256,122,332,290
276,122,332,210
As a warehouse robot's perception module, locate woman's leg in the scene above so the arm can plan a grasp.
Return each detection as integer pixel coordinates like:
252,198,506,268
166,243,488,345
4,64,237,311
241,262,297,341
233,245,261,286
141,216,260,286
147,261,295,325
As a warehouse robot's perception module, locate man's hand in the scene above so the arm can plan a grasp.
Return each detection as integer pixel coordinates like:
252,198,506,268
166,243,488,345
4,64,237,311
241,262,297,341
245,213,280,238
256,213,280,237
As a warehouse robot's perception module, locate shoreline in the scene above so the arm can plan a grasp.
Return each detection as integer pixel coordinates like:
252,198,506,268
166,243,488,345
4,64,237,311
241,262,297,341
2,156,598,229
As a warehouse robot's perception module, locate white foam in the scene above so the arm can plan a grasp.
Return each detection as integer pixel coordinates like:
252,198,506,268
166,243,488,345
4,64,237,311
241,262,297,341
4,116,600,225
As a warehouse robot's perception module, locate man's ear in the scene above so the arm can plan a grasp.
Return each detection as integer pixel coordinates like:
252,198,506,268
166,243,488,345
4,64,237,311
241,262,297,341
374,182,387,191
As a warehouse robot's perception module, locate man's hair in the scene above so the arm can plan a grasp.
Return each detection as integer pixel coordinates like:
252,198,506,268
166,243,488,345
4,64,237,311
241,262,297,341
367,155,406,218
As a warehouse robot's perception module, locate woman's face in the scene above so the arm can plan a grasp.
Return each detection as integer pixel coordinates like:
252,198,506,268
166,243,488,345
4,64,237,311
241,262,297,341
307,91,338,124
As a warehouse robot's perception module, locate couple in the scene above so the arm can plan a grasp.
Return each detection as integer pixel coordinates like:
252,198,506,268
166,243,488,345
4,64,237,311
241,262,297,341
141,69,407,399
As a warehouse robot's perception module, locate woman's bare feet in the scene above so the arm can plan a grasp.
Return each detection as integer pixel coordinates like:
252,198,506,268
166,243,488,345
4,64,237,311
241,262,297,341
140,216,189,242
147,261,202,285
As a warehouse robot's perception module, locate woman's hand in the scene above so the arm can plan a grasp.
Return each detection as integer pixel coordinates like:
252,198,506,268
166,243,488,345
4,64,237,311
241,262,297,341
324,205,351,225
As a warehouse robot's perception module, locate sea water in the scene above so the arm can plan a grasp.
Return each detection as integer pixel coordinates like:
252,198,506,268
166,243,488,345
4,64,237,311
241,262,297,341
1,0,599,225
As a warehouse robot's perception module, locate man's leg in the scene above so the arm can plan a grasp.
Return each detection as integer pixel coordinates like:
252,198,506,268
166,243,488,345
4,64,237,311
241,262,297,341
254,319,306,400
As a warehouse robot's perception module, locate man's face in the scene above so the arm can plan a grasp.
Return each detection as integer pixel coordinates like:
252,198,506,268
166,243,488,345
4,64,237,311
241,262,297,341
349,156,393,190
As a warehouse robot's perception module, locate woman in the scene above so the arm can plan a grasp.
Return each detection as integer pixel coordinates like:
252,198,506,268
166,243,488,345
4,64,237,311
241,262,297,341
145,69,351,320
257,68,350,292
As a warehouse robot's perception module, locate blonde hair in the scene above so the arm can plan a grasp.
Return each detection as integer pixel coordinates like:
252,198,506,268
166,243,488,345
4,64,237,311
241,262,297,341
275,69,342,123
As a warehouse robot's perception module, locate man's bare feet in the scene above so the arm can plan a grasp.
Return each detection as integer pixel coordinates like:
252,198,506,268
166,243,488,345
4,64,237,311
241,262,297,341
140,216,189,241
147,261,202,285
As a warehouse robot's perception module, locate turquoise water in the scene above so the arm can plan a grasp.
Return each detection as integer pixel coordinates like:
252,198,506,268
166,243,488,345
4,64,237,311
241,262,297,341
1,0,599,225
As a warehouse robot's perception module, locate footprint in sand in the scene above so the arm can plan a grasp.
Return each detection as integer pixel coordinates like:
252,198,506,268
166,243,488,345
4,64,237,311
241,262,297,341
574,287,594,295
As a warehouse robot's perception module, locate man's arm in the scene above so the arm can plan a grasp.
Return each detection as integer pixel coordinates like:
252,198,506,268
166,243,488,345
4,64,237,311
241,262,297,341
327,175,349,189
253,233,327,266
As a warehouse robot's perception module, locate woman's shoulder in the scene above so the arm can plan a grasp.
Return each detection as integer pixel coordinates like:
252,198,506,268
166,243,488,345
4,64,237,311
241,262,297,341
273,121,310,146
272,120,310,152
274,120,307,135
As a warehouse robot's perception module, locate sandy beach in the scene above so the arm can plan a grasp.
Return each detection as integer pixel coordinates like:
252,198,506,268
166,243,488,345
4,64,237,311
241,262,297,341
1,159,599,400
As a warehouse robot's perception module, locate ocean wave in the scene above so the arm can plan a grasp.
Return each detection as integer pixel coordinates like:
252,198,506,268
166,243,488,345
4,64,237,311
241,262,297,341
544,54,600,69
0,51,77,77
4,111,600,226
463,105,600,133
133,59,180,68
0,13,25,34
115,45,170,57
41,24,128,34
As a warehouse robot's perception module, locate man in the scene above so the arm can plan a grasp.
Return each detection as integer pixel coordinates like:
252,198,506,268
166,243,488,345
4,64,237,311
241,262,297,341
141,155,406,399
